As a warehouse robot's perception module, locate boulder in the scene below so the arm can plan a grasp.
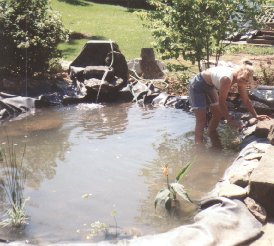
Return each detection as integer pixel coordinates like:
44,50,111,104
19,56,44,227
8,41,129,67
249,86,274,109
239,100,272,115
228,160,259,187
249,145,274,216
218,183,248,199
248,117,258,127
254,119,274,138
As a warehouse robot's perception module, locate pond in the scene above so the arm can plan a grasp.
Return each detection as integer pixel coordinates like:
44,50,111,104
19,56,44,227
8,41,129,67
0,103,237,244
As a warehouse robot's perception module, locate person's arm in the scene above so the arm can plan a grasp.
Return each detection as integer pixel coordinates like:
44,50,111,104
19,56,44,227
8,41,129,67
238,84,271,120
219,77,242,128
219,77,233,121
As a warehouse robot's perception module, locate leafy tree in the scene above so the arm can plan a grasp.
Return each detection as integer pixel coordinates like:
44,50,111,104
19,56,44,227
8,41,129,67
140,0,266,71
0,0,68,77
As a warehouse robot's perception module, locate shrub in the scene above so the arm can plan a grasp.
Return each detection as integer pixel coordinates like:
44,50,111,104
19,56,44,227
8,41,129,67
0,0,68,77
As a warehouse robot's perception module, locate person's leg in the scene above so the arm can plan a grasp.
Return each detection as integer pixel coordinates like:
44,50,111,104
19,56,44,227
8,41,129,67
194,108,207,144
208,104,222,134
208,129,222,149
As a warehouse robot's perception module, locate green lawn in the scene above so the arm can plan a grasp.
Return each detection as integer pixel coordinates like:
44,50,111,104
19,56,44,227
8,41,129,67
51,0,154,61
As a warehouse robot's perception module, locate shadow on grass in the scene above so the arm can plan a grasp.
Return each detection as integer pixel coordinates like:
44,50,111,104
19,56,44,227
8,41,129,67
68,35,108,41
89,35,109,40
85,0,152,10
61,47,79,58
61,36,109,58
58,0,90,6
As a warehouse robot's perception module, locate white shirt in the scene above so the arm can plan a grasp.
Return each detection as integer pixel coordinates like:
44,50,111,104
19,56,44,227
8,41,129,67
208,66,234,90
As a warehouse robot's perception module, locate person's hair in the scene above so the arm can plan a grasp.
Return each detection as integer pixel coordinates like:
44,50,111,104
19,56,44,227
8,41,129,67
235,64,254,82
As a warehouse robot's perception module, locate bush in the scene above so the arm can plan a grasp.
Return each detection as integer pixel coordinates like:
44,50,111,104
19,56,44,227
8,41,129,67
0,0,68,77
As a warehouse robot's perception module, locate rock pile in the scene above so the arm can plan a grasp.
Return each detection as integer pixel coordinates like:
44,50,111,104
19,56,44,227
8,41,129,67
210,117,274,226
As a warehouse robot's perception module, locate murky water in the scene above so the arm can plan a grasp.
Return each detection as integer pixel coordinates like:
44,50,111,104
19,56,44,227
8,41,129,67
0,103,237,244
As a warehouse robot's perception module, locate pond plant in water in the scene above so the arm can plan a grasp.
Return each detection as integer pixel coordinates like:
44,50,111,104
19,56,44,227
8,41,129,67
86,221,108,240
155,163,193,214
85,210,119,241
0,139,28,228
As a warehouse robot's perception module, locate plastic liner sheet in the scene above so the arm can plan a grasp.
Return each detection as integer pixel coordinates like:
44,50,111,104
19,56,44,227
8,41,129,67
0,93,36,121
109,197,262,246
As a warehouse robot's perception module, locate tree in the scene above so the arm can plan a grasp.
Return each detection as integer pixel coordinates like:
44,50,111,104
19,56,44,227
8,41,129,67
140,0,266,72
0,0,68,77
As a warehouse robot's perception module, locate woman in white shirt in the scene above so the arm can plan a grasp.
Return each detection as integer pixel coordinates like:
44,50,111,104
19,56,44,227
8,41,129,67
189,64,270,144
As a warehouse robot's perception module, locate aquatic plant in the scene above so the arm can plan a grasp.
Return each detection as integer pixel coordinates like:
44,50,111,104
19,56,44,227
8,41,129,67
154,163,192,212
111,209,118,238
86,221,108,240
0,139,28,228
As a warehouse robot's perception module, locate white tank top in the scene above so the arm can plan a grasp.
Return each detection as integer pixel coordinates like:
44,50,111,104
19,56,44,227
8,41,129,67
208,66,234,90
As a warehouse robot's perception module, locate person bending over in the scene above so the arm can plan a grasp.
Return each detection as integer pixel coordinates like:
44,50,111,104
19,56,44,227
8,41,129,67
188,63,270,144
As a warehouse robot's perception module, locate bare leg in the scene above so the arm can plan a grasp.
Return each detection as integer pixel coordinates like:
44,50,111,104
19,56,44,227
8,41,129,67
208,105,222,134
208,130,222,149
194,108,207,144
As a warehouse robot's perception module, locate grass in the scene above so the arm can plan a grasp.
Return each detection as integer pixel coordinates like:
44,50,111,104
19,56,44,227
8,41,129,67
51,0,154,61
225,44,274,56
0,139,28,228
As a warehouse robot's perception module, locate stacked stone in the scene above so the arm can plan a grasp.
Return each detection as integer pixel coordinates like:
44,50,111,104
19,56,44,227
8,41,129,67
210,118,274,225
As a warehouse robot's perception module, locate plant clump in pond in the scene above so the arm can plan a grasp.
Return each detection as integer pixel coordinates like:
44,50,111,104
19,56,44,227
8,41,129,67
86,221,108,240
155,163,193,214
0,139,29,229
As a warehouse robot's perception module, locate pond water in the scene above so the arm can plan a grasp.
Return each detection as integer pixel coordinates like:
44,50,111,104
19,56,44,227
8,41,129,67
0,103,237,244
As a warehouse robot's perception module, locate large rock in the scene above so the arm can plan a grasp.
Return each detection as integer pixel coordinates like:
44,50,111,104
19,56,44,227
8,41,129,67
249,86,274,109
254,119,274,138
249,145,274,216
239,100,272,115
228,160,259,187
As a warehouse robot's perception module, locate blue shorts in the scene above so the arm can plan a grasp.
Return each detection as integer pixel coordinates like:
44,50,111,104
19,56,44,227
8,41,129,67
188,73,219,109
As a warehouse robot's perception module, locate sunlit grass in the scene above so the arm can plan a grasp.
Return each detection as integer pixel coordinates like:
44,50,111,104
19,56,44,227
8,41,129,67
225,44,274,56
51,0,154,61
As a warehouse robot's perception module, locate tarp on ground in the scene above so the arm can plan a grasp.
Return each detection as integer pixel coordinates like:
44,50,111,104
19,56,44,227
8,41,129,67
108,197,262,246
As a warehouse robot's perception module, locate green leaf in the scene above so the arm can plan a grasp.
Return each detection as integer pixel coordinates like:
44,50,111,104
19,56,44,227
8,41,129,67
175,162,192,183
154,188,170,209
170,183,192,203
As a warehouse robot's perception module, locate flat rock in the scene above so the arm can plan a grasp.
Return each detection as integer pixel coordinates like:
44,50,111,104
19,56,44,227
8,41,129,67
218,183,247,199
228,161,259,187
254,119,274,138
250,145,274,216
244,197,267,224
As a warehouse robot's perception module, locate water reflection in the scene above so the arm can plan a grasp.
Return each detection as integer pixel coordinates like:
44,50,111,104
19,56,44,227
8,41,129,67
77,103,130,139
0,104,237,243
136,129,236,233
0,109,71,189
